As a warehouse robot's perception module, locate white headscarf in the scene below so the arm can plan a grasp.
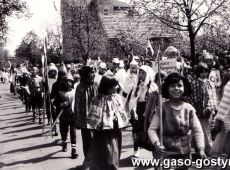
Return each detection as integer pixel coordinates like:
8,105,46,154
125,65,157,115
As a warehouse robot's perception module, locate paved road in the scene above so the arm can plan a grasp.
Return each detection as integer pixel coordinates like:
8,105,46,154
1,81,226,170
0,82,153,170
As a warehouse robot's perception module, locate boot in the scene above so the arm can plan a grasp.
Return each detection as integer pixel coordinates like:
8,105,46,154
53,128,59,136
32,112,36,122
47,120,50,126
62,142,67,152
39,118,42,124
71,148,78,159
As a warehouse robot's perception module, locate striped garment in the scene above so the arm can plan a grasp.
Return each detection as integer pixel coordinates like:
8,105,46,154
216,81,230,132
190,78,218,117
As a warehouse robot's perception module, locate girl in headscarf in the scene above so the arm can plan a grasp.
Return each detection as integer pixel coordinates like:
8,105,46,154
125,65,157,157
144,71,167,138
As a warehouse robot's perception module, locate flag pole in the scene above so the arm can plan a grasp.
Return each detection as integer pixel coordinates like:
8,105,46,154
156,45,163,170
41,54,46,133
43,36,53,137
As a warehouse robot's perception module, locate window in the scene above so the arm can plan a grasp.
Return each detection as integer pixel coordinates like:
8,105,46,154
104,9,109,15
114,6,119,11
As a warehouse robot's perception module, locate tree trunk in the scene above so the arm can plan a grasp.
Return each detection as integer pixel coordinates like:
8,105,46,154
187,17,196,67
189,34,196,67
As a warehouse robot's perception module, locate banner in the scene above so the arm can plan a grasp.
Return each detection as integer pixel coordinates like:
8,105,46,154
146,39,154,57
152,58,177,74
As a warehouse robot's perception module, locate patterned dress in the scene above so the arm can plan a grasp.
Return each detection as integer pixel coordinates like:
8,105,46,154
211,81,230,156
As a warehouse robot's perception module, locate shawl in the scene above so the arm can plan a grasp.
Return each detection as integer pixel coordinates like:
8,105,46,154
115,68,127,90
122,69,138,95
87,93,129,130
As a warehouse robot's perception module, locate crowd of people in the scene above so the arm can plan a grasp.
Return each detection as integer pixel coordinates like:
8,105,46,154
4,46,230,169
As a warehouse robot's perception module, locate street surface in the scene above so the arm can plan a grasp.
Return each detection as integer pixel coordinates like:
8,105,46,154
0,81,153,170
0,81,227,170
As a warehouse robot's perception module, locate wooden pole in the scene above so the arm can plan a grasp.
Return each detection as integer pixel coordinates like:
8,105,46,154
157,45,163,170
43,109,63,136
41,55,46,133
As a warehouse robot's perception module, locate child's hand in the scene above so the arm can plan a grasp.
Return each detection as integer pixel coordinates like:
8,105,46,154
198,149,206,159
154,141,165,155
133,110,138,120
60,101,68,108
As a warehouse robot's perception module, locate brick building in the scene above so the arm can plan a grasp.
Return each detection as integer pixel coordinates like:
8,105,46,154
61,0,177,62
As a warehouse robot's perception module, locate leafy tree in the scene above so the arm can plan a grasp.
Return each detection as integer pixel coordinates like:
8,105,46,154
134,0,228,66
46,26,63,63
112,16,150,59
0,0,29,45
15,31,42,65
0,47,10,68
61,0,108,64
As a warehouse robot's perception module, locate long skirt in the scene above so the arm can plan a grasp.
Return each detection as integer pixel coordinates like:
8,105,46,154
131,102,146,150
210,125,230,157
82,129,122,170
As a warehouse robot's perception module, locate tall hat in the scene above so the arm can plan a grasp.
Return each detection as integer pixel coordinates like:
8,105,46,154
58,63,67,75
119,60,125,68
203,51,214,60
130,59,138,67
64,73,74,81
32,66,39,73
112,57,120,64
99,62,106,69
66,64,71,69
164,46,180,59
133,56,140,62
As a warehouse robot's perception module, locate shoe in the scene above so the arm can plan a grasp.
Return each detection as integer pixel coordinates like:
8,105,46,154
53,130,59,136
133,150,139,158
71,148,78,159
62,142,67,152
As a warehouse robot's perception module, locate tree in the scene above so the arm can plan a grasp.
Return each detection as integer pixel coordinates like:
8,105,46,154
196,23,230,55
61,0,108,64
113,16,150,59
0,0,29,45
0,47,10,68
46,26,63,63
134,0,228,66
15,31,42,65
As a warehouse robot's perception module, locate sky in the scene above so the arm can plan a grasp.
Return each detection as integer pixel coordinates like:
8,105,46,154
5,0,61,56
4,0,131,56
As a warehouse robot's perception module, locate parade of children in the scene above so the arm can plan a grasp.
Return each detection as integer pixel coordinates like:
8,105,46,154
4,46,230,170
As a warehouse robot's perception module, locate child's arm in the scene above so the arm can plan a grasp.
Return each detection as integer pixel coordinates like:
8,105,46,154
148,112,160,146
190,107,206,158
148,112,165,155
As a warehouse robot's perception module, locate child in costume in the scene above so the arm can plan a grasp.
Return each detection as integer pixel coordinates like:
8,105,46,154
82,75,129,170
57,73,78,159
148,73,206,170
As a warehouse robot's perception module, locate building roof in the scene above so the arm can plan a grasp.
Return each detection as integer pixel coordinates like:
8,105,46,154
111,0,132,7
99,13,176,39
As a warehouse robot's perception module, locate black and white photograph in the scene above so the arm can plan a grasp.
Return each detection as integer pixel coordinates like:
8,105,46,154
1,0,230,169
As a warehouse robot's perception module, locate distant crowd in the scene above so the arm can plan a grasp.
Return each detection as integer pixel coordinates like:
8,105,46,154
3,46,230,170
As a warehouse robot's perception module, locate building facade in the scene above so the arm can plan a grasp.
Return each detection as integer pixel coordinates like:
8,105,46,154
61,0,177,62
